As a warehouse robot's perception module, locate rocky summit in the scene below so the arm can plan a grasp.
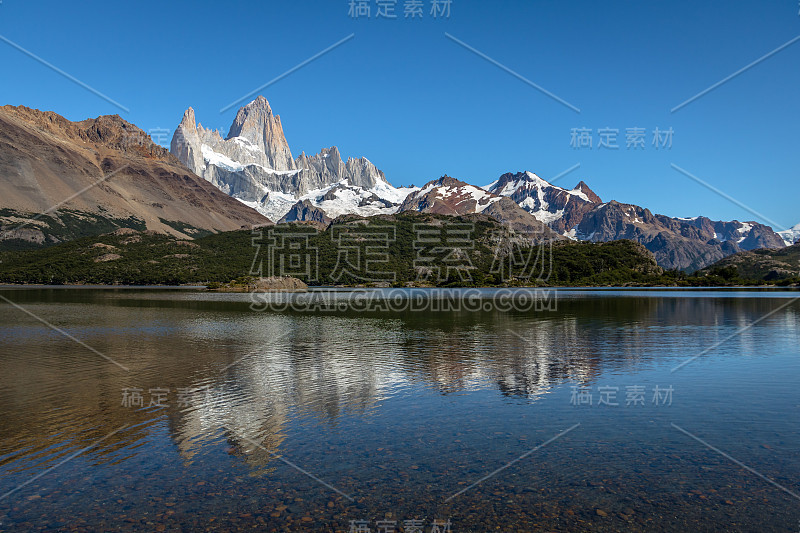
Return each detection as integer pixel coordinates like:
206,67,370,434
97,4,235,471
278,199,332,228
171,96,412,223
485,171,602,233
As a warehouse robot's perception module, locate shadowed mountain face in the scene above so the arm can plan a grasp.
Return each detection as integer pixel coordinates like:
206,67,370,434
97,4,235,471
567,202,786,271
0,105,268,248
278,199,331,228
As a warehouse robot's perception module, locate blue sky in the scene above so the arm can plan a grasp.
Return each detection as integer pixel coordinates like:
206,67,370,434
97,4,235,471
0,0,798,228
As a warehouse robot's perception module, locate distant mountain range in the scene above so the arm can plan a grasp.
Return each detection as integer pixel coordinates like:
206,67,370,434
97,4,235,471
0,98,790,272
168,97,788,271
481,170,785,271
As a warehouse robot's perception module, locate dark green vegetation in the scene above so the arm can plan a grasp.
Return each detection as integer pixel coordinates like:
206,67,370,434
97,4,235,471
0,208,220,253
696,242,800,286
0,213,794,287
0,208,147,251
157,218,213,239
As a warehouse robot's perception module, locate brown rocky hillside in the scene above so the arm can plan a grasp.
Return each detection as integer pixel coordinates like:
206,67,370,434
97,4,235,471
0,105,269,247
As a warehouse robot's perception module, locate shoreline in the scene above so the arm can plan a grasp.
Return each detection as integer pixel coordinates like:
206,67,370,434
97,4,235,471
0,284,797,291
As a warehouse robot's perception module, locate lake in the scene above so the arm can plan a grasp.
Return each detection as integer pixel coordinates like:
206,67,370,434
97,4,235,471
0,287,798,532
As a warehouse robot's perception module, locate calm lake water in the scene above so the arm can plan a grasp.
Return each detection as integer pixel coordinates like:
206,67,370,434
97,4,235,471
0,287,798,532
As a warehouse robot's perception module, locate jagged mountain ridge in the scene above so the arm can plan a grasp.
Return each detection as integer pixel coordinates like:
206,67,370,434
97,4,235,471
2,99,786,273
484,170,786,271
568,202,785,271
171,96,412,222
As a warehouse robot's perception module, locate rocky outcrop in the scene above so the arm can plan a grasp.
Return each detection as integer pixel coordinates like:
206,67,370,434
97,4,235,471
211,276,308,292
170,107,205,174
482,198,564,239
400,176,502,214
572,201,759,271
94,253,122,263
668,216,786,250
295,146,386,191
278,200,332,227
252,276,308,291
226,96,296,171
572,181,602,204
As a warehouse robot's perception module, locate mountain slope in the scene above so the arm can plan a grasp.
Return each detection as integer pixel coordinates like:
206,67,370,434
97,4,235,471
0,105,268,248
572,200,744,271
0,214,665,287
572,204,785,271
701,242,800,281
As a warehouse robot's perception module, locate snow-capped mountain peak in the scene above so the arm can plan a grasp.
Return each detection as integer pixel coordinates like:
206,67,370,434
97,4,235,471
485,171,602,232
778,222,800,246
171,97,408,223
403,175,503,215
398,175,564,242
